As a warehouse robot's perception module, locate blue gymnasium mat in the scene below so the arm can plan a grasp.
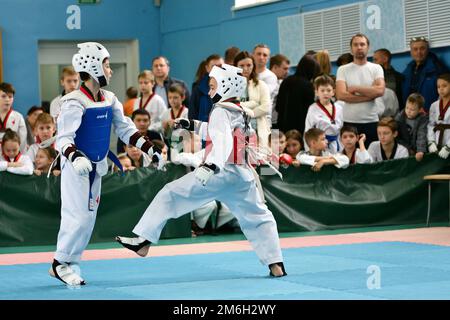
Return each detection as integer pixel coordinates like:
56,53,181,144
1,242,450,300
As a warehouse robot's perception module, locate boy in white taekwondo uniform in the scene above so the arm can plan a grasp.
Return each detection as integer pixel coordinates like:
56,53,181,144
304,75,344,154
49,42,163,286
116,64,287,277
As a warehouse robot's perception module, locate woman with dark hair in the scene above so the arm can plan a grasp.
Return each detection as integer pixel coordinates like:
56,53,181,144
276,54,320,135
188,54,223,122
234,51,271,149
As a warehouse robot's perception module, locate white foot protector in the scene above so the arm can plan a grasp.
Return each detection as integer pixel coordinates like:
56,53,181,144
115,236,150,257
49,261,86,287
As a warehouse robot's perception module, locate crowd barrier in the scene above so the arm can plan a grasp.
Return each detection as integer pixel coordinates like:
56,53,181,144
1,155,449,247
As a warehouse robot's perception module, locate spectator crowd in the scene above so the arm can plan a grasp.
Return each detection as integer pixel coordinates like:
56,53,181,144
1,33,450,235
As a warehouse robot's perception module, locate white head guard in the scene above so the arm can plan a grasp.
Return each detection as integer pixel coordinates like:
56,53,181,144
209,64,247,103
72,42,110,87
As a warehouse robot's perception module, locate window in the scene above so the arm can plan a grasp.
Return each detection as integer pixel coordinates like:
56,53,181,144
233,0,282,11
405,0,450,48
302,4,361,61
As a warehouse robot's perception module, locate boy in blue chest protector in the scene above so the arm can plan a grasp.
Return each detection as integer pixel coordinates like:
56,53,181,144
49,42,164,286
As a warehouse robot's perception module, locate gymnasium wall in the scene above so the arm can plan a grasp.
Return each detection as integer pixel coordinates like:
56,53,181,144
0,0,160,115
1,0,449,115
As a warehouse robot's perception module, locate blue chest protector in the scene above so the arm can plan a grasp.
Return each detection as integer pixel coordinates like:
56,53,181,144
74,106,113,162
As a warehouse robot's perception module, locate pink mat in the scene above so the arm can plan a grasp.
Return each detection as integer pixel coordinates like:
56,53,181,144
1,227,449,266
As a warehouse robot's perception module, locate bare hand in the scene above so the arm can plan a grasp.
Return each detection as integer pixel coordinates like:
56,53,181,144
8,162,23,168
312,160,324,172
291,160,301,167
34,169,42,176
53,170,61,176
415,152,424,162
359,133,366,143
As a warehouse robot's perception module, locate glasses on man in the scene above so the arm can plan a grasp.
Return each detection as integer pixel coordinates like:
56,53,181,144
410,36,428,43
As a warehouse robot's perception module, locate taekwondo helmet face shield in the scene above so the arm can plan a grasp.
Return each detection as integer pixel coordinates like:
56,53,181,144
209,64,247,103
72,42,110,87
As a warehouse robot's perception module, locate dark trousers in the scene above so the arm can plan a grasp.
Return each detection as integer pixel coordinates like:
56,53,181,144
344,121,379,148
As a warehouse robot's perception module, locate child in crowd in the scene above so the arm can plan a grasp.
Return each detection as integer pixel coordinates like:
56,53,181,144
117,109,164,154
122,86,138,117
368,117,409,162
0,129,33,175
112,153,135,172
124,144,152,169
305,75,344,153
49,66,80,121
133,70,167,133
26,112,57,163
297,128,349,171
162,84,189,139
284,129,302,167
0,82,27,153
267,130,290,166
162,84,189,161
25,106,44,146
428,74,450,159
396,93,428,161
339,125,372,164
34,147,60,176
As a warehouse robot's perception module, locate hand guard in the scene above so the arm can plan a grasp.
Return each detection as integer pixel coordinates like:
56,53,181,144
428,142,438,153
72,156,92,176
147,145,161,158
174,118,192,130
195,163,217,186
279,154,293,168
151,151,166,171
438,146,450,159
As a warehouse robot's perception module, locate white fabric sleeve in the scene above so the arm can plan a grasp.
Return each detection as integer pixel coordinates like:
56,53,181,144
148,97,166,133
374,63,385,80
357,149,373,164
296,152,316,166
204,107,233,171
172,150,204,168
330,152,350,168
18,114,28,153
111,97,141,145
427,102,438,144
56,100,84,152
367,142,379,162
241,81,270,118
25,144,38,163
396,145,410,159
336,66,346,82
6,155,34,175
0,161,7,171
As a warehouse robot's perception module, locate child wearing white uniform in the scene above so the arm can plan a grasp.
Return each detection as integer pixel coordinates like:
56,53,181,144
25,113,56,163
427,74,450,159
0,129,33,175
0,83,27,153
116,64,287,277
304,75,344,153
368,117,409,162
133,70,167,133
49,42,163,287
297,128,349,171
339,125,372,164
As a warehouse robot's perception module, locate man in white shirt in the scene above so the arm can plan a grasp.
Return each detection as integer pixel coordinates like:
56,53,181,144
336,33,385,147
253,44,278,126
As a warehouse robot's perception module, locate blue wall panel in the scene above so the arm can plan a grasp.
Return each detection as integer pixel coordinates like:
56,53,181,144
0,0,160,114
1,0,449,115
159,0,449,90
